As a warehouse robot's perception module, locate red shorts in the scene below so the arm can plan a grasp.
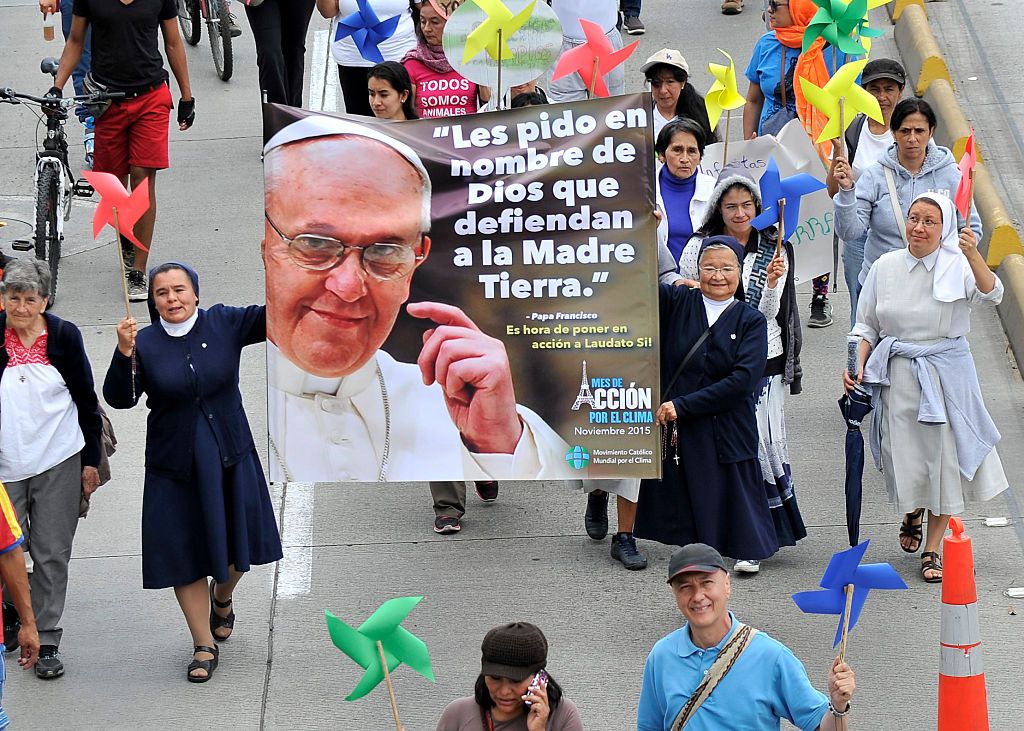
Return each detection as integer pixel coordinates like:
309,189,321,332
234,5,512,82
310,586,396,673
93,83,172,177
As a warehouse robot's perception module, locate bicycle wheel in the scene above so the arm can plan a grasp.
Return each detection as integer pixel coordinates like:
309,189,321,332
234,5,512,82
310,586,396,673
34,166,61,304
178,0,201,46
208,0,233,82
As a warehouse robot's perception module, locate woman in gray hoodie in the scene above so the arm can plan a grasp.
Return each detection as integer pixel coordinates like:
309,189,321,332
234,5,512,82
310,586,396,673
832,98,982,290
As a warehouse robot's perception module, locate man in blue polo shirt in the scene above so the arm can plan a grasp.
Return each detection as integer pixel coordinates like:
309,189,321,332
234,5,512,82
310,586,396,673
638,544,856,731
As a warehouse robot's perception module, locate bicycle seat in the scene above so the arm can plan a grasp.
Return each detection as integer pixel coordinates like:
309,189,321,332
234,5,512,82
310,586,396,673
40,57,59,76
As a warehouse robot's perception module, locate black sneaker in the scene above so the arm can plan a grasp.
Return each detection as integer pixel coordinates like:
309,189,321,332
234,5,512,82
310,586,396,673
610,532,648,570
433,515,461,534
36,645,64,678
226,12,242,38
474,481,499,502
808,294,833,328
584,490,609,540
126,269,148,302
621,14,645,34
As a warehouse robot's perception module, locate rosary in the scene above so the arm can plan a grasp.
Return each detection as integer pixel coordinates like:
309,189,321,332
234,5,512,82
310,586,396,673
661,421,679,464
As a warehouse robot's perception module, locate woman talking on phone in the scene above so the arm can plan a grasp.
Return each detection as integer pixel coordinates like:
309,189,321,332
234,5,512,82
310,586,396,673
436,622,583,730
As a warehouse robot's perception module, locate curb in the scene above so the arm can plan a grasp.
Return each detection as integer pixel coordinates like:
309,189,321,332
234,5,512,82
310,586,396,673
997,255,1024,368
893,4,950,97
885,0,924,23
922,79,974,163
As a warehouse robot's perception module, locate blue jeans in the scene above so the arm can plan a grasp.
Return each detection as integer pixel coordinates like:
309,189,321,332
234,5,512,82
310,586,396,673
60,0,92,124
620,0,641,16
842,234,866,327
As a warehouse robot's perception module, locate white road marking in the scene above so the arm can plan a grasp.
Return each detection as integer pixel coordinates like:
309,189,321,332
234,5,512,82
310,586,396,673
278,481,314,596
309,28,339,113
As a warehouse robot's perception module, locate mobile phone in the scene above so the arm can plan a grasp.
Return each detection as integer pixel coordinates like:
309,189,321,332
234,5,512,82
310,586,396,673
524,669,548,707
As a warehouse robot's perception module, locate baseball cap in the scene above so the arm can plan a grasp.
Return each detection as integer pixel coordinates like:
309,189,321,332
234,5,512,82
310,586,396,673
666,543,728,583
641,48,689,76
480,622,548,681
860,58,906,87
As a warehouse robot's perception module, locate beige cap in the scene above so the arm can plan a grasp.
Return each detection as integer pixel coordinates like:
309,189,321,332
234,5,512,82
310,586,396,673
641,48,689,76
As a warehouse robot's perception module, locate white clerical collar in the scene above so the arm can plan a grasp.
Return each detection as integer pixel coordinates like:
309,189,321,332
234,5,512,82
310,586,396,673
904,247,940,272
160,308,199,337
267,341,377,398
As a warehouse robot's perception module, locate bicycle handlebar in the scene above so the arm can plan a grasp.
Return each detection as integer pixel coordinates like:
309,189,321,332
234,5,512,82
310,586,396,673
0,87,125,107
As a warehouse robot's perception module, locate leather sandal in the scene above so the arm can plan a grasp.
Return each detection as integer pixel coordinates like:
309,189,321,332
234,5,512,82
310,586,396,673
920,551,943,583
899,508,925,553
187,644,219,683
209,579,235,641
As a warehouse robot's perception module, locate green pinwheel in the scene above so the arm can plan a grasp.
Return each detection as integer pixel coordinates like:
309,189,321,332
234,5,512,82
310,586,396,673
802,0,871,56
798,59,883,142
325,596,435,701
857,0,891,55
462,0,537,64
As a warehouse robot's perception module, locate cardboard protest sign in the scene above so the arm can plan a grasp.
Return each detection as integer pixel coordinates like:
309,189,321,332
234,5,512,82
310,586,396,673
699,119,834,285
262,95,660,483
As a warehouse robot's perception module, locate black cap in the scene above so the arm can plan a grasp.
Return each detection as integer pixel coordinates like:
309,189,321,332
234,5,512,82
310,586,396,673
666,543,728,583
860,58,906,87
480,622,548,681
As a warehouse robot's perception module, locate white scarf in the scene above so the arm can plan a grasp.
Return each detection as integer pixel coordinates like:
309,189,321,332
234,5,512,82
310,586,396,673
913,192,967,303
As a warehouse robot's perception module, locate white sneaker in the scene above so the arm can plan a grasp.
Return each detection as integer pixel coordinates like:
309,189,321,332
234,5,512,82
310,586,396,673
734,559,760,574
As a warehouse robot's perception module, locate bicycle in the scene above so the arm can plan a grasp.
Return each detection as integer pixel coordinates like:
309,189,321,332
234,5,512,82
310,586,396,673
0,57,123,304
177,0,234,82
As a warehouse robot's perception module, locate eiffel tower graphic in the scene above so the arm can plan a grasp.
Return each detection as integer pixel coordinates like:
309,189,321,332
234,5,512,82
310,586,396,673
571,360,597,410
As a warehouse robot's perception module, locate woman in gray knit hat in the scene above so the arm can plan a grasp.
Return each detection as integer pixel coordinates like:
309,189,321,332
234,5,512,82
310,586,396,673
659,167,807,575
436,622,583,730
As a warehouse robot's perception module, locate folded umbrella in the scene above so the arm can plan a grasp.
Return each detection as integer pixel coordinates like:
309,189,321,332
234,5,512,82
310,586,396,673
837,386,873,547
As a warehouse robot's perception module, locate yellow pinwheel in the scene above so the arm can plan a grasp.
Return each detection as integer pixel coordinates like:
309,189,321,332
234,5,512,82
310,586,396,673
798,59,883,143
462,0,537,64
705,49,746,132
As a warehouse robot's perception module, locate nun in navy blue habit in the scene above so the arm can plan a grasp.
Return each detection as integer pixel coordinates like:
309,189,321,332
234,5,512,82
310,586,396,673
103,262,282,683
633,236,779,561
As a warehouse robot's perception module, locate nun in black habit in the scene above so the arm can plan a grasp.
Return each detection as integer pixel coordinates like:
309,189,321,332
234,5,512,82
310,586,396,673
634,236,779,561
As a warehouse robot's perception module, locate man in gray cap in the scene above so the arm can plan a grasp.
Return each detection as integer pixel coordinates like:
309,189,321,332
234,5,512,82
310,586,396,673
638,543,856,731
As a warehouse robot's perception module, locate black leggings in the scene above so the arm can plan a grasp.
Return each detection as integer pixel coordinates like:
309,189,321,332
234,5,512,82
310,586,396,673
243,0,315,106
337,65,374,117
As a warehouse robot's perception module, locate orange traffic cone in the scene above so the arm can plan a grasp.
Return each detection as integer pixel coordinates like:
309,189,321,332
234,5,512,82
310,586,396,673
937,517,989,731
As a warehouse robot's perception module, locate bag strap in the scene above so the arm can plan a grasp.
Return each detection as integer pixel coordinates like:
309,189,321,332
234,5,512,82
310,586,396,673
883,166,909,247
661,299,739,401
779,46,787,109
671,624,760,731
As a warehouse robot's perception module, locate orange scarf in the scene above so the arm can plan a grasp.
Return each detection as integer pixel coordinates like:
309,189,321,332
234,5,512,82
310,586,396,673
775,0,833,159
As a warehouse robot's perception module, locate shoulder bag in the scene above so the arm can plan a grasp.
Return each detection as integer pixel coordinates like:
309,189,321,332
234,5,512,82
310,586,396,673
671,623,760,730
883,166,910,247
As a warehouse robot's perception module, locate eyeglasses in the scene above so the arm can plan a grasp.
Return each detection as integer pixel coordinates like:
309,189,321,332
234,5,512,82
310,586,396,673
768,0,788,10
700,265,739,276
907,215,940,229
265,212,424,280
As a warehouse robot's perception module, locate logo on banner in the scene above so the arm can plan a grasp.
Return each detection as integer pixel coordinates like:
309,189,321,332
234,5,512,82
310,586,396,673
569,360,653,425
565,445,591,470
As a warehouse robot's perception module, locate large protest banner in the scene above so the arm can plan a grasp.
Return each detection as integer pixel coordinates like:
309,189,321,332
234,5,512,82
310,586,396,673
699,119,834,285
262,94,660,483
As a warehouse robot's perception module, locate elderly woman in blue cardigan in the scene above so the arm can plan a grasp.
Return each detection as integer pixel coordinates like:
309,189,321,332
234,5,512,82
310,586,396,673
104,262,282,683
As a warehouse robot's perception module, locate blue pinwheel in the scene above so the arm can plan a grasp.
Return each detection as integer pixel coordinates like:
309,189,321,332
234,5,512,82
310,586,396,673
792,540,907,647
751,156,827,242
334,0,402,64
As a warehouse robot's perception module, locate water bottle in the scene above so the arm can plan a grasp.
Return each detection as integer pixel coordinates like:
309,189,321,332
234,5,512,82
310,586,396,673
43,12,56,42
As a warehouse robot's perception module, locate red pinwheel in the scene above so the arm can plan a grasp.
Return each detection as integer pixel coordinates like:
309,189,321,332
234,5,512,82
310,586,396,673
550,18,638,98
954,130,977,220
81,171,151,252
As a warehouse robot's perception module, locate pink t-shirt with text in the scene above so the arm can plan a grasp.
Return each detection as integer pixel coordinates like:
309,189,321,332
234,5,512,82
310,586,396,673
404,58,478,118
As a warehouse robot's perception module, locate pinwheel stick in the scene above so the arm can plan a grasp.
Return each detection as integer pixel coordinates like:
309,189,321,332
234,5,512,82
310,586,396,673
112,207,132,319
723,113,732,168
837,97,846,159
589,56,600,98
838,584,854,662
377,640,403,731
496,29,504,111
776,198,785,257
